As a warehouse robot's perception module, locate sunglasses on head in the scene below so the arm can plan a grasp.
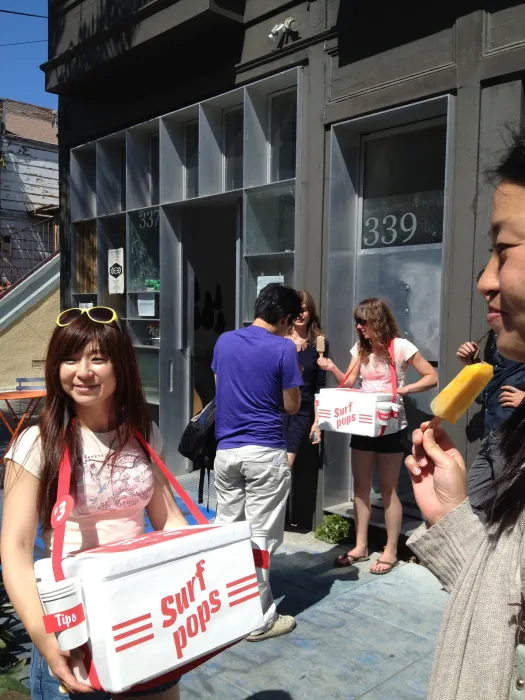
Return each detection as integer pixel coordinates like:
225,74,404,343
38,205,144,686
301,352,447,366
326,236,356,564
56,306,119,328
355,317,368,326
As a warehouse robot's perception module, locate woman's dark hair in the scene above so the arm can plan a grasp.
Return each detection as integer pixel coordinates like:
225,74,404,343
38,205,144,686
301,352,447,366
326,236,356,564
296,290,323,345
484,126,525,532
254,283,302,326
354,298,401,366
36,315,151,529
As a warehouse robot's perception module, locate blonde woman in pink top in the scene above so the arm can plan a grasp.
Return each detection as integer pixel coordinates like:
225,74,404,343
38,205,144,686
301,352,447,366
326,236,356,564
1,308,187,699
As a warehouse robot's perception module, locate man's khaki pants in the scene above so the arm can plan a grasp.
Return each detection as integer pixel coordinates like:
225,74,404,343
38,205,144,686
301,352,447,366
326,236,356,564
214,446,291,633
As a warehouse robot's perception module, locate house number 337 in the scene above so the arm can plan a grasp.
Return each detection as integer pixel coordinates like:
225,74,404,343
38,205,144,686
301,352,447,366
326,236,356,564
363,212,417,246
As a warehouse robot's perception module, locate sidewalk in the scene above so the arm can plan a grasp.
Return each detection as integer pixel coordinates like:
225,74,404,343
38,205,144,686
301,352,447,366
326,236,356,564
178,525,447,700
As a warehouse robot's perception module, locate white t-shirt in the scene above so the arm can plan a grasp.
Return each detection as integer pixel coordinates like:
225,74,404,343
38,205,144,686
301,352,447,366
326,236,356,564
6,423,163,555
350,337,418,429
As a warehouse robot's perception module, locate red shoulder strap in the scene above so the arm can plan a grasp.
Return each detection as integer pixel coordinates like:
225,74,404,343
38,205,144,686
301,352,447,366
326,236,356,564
133,430,208,526
51,429,208,582
388,339,397,402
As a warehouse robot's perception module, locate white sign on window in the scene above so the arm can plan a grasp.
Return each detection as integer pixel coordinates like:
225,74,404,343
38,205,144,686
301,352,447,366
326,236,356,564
256,274,284,298
108,248,124,294
137,293,155,318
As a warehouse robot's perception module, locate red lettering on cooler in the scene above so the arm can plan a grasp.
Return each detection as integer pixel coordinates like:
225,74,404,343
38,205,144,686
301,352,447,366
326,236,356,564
171,588,222,659
114,560,257,660
336,413,357,430
43,603,85,634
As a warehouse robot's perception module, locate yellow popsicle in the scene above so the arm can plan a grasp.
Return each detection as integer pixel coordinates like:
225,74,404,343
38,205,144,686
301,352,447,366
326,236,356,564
430,361,494,424
316,335,326,358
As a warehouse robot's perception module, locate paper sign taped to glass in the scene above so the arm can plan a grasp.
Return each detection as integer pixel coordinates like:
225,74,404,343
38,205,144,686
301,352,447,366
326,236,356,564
256,274,284,297
35,435,264,694
316,389,402,437
108,248,124,295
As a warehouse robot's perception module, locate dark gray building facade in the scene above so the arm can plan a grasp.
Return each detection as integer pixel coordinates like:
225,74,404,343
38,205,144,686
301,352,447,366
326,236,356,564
46,0,525,525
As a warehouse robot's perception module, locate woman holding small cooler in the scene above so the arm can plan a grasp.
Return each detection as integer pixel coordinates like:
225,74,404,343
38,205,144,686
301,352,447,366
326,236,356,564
318,298,437,574
1,307,187,699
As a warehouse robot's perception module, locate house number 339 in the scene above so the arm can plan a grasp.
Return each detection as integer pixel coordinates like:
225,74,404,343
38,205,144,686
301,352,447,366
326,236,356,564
363,212,417,246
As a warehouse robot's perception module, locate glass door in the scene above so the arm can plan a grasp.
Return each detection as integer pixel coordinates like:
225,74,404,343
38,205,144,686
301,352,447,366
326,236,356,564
356,119,447,511
325,95,453,512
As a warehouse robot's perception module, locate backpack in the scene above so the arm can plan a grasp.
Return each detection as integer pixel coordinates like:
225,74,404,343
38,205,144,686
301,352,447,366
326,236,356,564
177,399,216,506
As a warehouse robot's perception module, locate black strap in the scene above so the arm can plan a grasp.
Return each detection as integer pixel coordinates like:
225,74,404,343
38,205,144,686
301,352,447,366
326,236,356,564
198,459,205,505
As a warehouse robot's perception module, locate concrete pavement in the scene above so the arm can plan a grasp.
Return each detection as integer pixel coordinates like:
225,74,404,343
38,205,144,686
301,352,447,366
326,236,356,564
179,525,447,700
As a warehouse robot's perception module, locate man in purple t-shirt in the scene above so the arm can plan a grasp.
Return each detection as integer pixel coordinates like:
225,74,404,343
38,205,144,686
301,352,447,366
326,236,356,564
212,284,303,641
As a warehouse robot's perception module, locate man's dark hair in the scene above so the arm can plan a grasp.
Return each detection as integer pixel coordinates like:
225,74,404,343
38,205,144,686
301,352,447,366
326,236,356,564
491,125,525,186
254,283,302,325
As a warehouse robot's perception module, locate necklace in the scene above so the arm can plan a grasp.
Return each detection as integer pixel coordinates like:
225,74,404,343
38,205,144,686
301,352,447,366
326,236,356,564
288,331,308,352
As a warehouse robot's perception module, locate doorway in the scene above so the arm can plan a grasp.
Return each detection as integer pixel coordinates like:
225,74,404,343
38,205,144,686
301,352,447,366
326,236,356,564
182,200,240,414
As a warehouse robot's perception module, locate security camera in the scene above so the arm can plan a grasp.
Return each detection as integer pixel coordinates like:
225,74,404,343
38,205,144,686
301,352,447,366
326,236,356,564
268,17,298,41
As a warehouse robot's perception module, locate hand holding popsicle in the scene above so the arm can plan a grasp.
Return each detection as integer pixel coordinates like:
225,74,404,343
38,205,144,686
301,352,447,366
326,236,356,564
405,361,493,525
406,424,468,526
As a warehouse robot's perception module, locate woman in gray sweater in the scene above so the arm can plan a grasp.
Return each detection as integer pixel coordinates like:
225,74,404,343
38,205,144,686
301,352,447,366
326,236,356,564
406,130,525,700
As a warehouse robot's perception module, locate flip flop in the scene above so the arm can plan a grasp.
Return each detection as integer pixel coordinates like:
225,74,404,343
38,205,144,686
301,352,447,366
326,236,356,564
333,553,370,568
370,559,399,575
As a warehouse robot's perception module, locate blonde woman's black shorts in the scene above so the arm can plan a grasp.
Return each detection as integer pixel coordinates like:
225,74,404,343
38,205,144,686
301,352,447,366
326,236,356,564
350,429,409,454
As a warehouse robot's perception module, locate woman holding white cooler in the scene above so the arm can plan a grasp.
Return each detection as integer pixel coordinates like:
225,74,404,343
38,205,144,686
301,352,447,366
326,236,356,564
318,298,437,574
0,307,188,699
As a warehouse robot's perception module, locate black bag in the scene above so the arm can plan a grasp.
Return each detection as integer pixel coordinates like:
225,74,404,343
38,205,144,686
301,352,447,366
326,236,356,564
178,399,217,507
178,398,217,462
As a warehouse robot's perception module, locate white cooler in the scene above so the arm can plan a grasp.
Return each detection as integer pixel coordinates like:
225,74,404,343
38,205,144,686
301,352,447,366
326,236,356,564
316,388,400,437
35,522,264,693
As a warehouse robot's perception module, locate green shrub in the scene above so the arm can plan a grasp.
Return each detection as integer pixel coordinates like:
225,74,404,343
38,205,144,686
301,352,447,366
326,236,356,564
314,514,350,544
0,581,29,696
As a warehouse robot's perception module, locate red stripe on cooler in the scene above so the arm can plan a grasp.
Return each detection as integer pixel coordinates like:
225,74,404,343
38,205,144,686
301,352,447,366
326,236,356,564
113,622,153,642
226,573,257,589
229,591,261,608
115,633,155,653
112,613,152,632
227,581,259,598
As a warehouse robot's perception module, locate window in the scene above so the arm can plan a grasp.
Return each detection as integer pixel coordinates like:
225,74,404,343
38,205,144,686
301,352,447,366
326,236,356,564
223,107,243,191
185,121,199,199
149,133,160,206
0,236,11,259
269,89,297,182
361,123,446,250
119,144,126,211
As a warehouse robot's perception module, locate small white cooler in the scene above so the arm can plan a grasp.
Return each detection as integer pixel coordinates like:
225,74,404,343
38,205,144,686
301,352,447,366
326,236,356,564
36,522,264,693
316,388,401,437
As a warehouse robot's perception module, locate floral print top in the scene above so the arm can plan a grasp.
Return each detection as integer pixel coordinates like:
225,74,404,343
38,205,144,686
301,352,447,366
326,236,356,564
6,423,163,555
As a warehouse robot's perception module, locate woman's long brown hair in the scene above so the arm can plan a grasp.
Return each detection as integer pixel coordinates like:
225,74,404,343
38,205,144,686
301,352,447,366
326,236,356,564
297,290,324,346
354,298,401,366
36,315,152,529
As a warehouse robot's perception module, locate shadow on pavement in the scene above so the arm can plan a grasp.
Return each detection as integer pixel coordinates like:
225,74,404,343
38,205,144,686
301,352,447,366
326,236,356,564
270,543,363,619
